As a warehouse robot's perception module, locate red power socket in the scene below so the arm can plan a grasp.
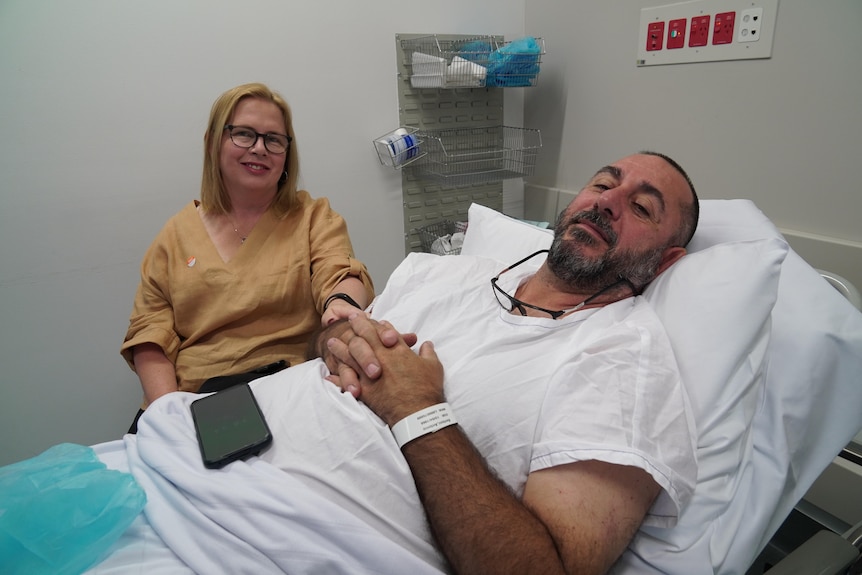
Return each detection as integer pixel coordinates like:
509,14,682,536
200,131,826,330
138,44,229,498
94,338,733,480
689,15,711,47
646,21,666,51
667,18,687,49
712,11,736,45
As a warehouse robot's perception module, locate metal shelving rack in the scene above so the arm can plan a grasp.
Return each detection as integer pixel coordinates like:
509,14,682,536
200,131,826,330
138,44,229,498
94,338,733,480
392,33,544,255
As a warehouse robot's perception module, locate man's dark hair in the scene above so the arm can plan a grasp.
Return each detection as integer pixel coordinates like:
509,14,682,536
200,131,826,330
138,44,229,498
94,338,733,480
640,150,699,247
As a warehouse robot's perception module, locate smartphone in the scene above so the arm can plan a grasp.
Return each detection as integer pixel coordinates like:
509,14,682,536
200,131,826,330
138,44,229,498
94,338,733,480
190,383,273,469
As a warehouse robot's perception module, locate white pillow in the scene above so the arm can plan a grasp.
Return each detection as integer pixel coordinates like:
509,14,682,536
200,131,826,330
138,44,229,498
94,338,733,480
631,237,787,572
461,197,785,258
738,251,862,566
461,204,554,261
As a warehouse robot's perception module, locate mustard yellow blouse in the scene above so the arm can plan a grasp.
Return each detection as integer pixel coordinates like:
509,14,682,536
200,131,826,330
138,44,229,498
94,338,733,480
121,191,373,393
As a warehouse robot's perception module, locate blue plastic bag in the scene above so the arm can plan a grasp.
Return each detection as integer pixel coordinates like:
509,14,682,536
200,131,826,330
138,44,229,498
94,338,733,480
486,36,543,87
456,39,494,63
0,443,146,575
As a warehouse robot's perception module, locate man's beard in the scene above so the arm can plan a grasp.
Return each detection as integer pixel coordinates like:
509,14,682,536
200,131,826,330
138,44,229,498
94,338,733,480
547,210,665,292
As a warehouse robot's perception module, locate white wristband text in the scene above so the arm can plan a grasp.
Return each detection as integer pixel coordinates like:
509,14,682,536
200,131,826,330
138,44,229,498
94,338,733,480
390,403,457,448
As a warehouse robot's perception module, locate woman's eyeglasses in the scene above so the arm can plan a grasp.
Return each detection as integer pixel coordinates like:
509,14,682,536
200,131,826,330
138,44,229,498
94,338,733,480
224,125,292,154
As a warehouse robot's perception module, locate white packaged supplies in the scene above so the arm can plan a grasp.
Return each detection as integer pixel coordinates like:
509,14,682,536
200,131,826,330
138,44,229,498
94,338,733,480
447,56,487,87
411,51,446,74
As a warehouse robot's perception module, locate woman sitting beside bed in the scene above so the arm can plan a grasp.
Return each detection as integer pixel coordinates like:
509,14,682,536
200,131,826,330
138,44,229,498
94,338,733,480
120,83,374,432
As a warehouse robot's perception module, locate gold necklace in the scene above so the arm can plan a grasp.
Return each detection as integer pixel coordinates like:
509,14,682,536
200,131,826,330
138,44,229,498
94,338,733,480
229,216,249,244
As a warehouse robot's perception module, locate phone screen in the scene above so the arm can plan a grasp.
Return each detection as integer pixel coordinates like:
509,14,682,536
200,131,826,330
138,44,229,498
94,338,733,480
191,383,272,468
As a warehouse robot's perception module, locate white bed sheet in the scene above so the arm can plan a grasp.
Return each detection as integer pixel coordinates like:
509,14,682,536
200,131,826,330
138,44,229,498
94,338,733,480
86,372,446,575
85,200,862,574
85,439,193,574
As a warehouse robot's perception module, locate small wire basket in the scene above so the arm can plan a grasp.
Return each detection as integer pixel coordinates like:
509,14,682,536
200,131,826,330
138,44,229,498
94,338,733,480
417,220,468,255
373,127,425,169
401,35,545,89
414,126,542,186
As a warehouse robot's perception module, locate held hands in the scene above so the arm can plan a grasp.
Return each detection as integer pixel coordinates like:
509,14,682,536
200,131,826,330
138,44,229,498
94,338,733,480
326,314,443,426
321,299,365,327
321,315,417,395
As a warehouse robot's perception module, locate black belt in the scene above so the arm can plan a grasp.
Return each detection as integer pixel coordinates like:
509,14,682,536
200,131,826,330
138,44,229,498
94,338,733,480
197,359,289,394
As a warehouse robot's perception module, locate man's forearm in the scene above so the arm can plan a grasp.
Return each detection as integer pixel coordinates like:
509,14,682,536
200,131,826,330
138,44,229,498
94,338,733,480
401,424,567,575
342,314,648,574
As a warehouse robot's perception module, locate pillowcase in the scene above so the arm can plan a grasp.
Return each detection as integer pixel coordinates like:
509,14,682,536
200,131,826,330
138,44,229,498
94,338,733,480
632,237,786,573
742,250,862,564
461,203,553,261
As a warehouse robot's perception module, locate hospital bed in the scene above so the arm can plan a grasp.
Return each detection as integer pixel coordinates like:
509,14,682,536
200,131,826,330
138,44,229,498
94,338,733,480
4,200,862,574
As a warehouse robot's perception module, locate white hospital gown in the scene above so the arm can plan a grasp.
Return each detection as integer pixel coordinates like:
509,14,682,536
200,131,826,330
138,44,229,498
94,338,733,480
260,252,697,567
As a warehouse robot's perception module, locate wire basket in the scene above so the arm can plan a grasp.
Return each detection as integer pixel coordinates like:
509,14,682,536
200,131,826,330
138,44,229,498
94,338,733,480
373,127,425,168
400,35,545,89
417,220,468,255
412,125,541,186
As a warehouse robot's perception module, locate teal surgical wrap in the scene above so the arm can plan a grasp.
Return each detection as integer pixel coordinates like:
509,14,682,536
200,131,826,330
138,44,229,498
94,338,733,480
486,36,542,87
0,443,146,575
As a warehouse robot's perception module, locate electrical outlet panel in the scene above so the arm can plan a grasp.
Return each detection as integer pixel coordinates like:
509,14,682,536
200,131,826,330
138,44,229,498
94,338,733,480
667,18,687,49
637,0,778,66
689,15,711,47
712,11,736,45
646,21,665,51
738,7,764,42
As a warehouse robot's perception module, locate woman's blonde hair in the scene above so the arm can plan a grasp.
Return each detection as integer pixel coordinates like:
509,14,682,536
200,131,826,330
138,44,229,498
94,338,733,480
200,83,299,217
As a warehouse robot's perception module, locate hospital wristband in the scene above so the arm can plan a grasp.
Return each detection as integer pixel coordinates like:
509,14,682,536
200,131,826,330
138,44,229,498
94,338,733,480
391,403,458,449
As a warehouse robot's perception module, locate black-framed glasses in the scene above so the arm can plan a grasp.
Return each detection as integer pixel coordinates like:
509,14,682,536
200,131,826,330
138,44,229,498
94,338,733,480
224,125,292,154
490,249,637,320
491,250,584,319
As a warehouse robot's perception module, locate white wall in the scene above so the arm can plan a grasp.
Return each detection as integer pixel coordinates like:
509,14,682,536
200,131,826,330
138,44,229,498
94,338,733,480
0,0,527,466
523,0,862,290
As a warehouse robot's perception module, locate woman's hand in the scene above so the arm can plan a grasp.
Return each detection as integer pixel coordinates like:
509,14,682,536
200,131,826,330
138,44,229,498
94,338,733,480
321,299,365,327
321,278,371,327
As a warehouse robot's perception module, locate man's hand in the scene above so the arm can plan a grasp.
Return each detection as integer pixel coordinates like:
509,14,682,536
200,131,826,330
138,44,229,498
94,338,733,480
342,314,444,425
311,314,418,398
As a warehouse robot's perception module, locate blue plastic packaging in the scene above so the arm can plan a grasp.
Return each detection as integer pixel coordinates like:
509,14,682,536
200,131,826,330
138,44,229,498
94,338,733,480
456,37,542,87
0,443,146,575
485,36,542,87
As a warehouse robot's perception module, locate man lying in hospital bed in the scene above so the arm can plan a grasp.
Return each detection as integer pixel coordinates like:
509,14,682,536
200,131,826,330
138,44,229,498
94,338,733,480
6,152,862,574
311,151,700,574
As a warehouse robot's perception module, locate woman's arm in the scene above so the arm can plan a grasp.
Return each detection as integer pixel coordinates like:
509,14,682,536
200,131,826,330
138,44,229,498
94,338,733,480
304,197,374,326
132,342,179,405
320,276,371,326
